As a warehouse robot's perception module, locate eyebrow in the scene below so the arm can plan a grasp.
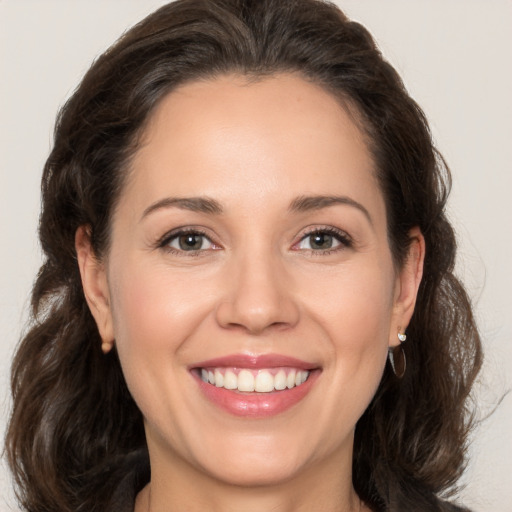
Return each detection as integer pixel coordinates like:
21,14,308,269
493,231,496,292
141,194,372,224
289,195,373,225
141,196,223,220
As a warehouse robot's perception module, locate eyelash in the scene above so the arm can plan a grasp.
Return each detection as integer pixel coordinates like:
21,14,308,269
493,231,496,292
157,226,353,256
293,226,353,255
157,228,217,256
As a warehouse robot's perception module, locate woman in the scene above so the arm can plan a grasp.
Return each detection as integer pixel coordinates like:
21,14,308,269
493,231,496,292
5,0,482,511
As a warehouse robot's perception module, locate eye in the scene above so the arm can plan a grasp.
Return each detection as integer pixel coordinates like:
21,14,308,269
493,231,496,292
295,228,352,253
162,230,215,253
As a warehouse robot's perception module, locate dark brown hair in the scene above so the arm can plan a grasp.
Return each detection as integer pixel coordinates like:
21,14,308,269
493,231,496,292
6,1,482,511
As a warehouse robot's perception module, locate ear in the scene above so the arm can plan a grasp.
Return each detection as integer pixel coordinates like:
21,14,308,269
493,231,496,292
75,225,114,351
389,227,425,347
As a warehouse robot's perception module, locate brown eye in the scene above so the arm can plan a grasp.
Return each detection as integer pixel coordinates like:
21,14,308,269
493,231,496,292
166,232,214,252
178,234,204,250
295,228,351,253
308,233,334,250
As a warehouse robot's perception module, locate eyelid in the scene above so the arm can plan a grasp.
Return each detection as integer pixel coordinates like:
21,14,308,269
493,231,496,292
155,225,352,255
157,226,221,253
292,225,353,252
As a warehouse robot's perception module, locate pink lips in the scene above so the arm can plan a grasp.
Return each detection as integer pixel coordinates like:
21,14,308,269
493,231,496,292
191,354,320,418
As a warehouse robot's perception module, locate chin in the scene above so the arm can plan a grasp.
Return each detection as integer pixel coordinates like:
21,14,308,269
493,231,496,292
200,455,303,488
187,429,322,488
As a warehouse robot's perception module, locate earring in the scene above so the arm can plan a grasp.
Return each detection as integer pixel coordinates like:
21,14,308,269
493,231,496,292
101,341,114,354
388,331,407,378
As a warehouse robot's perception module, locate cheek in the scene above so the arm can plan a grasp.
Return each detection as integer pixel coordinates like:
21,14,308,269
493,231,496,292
112,258,201,330
339,268,395,372
108,259,217,380
302,261,394,403
304,258,395,341
106,259,222,439
328,290,391,392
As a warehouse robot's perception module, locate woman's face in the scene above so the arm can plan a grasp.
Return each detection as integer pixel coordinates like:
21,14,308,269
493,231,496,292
80,74,422,488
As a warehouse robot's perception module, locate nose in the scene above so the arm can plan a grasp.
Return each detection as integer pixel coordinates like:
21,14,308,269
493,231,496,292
215,251,300,335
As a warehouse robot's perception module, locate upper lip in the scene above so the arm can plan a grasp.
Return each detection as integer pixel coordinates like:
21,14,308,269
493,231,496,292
191,353,319,371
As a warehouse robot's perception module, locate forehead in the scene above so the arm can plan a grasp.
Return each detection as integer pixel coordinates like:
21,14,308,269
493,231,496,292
121,73,383,221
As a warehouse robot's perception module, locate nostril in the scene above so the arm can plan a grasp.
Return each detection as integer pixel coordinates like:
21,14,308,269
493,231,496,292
214,263,301,333
215,300,299,334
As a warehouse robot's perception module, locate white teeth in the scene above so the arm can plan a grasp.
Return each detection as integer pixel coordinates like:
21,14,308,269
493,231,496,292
214,369,224,387
224,370,238,390
254,370,274,393
200,367,311,392
274,370,287,390
237,369,255,392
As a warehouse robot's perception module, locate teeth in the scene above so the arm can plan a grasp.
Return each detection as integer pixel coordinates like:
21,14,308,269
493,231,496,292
294,371,308,385
237,370,255,392
224,370,238,390
254,370,274,392
214,369,224,388
199,367,310,392
274,370,287,391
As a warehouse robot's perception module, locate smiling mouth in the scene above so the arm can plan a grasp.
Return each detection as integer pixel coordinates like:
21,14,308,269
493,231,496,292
192,355,320,417
198,367,310,393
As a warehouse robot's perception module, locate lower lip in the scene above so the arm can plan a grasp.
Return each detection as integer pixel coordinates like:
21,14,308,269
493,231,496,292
193,370,319,418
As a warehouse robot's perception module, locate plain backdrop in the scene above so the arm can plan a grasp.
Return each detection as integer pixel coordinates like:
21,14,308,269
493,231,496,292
1,1,511,510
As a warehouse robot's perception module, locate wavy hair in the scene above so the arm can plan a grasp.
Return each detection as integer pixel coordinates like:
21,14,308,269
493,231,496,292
6,1,482,511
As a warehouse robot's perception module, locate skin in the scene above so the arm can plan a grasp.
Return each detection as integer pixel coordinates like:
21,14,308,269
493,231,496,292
76,74,424,512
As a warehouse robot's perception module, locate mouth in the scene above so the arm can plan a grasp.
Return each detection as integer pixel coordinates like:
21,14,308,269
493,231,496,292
198,367,310,392
190,354,320,417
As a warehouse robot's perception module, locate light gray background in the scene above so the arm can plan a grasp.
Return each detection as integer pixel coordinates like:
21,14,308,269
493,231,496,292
1,1,511,510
